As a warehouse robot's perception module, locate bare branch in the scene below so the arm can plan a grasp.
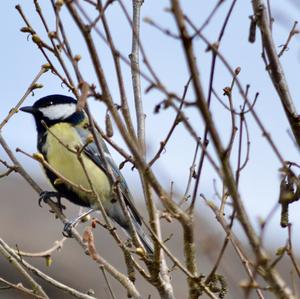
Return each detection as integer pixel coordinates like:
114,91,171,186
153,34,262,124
0,66,46,130
278,21,299,58
171,1,295,297
0,277,45,299
2,240,96,299
252,1,300,148
0,239,48,299
130,0,146,156
82,227,142,299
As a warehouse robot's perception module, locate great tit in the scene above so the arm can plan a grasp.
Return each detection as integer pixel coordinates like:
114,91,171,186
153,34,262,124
20,94,153,253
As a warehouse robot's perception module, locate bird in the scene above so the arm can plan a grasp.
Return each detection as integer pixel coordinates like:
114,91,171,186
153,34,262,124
20,94,153,254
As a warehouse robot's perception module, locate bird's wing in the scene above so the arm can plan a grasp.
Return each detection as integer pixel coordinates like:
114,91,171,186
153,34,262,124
75,127,142,225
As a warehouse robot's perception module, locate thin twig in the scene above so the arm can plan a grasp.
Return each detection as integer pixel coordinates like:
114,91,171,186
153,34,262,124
278,21,299,58
0,133,88,253
16,147,93,195
100,266,117,299
93,0,137,142
2,240,96,299
130,0,145,156
203,198,265,299
83,227,142,299
14,238,66,258
33,0,77,94
0,277,45,299
15,5,76,94
0,67,46,130
0,239,48,299
149,76,191,166
252,1,300,149
171,2,294,298
287,224,300,279
188,0,238,214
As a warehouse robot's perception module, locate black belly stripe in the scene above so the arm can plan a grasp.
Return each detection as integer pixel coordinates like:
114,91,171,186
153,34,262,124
45,168,91,208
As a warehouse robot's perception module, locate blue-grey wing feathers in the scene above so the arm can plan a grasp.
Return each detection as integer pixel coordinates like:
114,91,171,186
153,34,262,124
75,127,153,253
75,127,141,224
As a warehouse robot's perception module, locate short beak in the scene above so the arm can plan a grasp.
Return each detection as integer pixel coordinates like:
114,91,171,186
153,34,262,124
20,106,37,114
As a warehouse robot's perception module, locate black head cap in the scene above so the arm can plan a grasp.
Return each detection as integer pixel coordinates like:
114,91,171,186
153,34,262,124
20,94,85,133
32,94,77,108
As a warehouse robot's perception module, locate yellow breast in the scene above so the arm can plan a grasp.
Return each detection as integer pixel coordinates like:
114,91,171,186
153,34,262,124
44,123,111,207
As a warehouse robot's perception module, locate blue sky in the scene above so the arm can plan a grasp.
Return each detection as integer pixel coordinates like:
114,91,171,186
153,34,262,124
1,1,300,250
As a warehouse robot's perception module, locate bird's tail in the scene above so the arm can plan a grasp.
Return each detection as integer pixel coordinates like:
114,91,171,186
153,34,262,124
133,220,153,254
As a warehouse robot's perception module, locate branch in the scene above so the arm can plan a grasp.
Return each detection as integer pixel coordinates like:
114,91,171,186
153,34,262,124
14,238,66,258
149,77,191,166
94,0,137,141
278,21,299,58
252,1,300,148
33,0,77,94
0,277,45,299
130,0,146,156
0,133,89,254
2,240,96,299
0,239,48,299
287,224,300,279
16,5,76,95
203,198,265,299
82,227,142,299
0,66,46,130
171,1,295,298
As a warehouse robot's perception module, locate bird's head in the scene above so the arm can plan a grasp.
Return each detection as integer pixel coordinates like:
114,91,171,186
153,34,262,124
21,94,85,133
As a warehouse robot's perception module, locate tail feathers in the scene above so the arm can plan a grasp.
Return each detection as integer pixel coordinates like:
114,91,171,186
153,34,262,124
105,205,153,254
133,221,153,254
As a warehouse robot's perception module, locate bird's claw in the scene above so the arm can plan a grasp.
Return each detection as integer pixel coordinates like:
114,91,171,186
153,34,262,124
38,191,65,211
63,221,75,238
39,191,59,206
62,209,95,237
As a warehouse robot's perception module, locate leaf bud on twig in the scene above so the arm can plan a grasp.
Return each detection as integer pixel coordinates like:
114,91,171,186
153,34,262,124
42,63,52,71
55,0,64,9
74,54,81,62
30,83,43,91
33,153,45,162
48,31,57,39
32,34,42,45
105,112,113,137
20,26,35,34
235,67,241,75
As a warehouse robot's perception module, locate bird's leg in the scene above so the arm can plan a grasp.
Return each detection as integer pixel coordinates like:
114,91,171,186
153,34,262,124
63,208,96,237
39,191,65,211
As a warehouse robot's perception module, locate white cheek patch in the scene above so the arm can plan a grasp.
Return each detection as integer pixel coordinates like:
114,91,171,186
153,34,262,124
39,103,76,120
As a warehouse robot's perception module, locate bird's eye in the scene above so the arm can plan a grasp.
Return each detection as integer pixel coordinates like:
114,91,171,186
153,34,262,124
49,101,53,105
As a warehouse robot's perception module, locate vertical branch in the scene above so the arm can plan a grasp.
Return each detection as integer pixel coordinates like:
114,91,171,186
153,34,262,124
130,4,178,295
170,1,295,298
85,0,137,141
142,175,175,299
251,0,300,148
33,0,77,94
189,0,237,213
15,4,76,94
130,0,146,156
171,0,261,258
